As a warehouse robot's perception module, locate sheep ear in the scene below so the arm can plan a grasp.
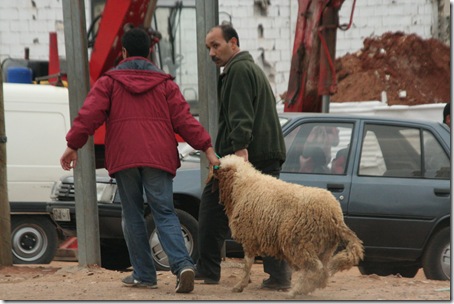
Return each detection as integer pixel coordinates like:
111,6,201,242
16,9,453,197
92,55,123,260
219,166,236,207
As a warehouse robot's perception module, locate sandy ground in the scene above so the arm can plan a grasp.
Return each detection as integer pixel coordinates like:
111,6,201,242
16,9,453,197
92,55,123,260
0,258,450,302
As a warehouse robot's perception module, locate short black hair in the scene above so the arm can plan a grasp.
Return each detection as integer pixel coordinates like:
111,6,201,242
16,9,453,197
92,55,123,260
121,27,150,58
216,23,240,47
443,103,450,123
335,147,349,159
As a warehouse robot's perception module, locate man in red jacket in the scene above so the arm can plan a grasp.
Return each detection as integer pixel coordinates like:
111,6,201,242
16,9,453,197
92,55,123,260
60,28,219,293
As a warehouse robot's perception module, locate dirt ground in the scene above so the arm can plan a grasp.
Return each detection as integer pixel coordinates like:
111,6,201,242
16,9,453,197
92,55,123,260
0,258,450,301
331,32,450,106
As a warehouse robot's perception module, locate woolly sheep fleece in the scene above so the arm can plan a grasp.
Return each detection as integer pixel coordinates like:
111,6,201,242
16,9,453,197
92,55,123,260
215,155,364,297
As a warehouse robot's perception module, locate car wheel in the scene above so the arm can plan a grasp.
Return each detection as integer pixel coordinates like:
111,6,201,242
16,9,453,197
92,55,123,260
100,240,131,270
358,262,419,278
149,209,198,271
422,227,450,280
11,216,58,264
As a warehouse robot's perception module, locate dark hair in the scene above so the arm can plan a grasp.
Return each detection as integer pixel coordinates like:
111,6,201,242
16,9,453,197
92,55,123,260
335,147,349,159
121,28,150,58
443,103,450,123
217,23,240,47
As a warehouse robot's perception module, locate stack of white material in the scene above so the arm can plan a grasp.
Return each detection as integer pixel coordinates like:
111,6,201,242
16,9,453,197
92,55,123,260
276,100,446,123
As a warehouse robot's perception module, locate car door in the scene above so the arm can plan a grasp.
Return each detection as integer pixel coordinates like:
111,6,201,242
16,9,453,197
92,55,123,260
345,120,451,260
280,118,356,214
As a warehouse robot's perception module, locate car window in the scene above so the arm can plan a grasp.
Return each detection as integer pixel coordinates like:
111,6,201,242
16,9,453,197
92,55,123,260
360,124,420,177
358,129,386,175
423,130,451,179
359,124,450,179
282,122,353,174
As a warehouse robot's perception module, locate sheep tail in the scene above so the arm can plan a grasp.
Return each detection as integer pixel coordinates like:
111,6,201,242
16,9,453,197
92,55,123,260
328,224,364,275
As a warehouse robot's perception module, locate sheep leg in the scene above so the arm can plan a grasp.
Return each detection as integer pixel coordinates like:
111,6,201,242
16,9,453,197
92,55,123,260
288,257,325,297
232,255,254,292
287,270,303,299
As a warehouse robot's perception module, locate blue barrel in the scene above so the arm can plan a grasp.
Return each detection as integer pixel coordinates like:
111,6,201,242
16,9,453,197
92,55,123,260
7,66,33,83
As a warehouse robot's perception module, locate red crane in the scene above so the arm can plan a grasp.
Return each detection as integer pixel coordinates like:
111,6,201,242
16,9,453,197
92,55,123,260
284,0,356,113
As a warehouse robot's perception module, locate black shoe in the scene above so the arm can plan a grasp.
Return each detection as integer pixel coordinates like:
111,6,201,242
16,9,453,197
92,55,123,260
122,275,157,289
261,277,291,290
194,270,220,284
175,267,195,293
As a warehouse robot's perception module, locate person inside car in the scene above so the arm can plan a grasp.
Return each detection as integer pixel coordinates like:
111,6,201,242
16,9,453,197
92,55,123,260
331,147,349,174
299,125,339,173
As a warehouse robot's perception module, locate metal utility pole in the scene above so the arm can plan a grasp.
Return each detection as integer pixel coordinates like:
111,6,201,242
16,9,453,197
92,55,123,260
196,0,219,184
62,0,101,267
0,67,13,266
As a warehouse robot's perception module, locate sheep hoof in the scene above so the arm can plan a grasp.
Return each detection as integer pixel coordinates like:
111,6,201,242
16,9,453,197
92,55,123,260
286,291,297,299
232,286,244,293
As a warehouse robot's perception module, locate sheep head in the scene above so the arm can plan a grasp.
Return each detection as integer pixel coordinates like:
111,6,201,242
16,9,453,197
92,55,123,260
214,155,252,216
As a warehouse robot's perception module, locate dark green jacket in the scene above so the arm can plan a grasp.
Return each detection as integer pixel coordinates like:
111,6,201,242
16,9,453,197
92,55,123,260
215,51,286,165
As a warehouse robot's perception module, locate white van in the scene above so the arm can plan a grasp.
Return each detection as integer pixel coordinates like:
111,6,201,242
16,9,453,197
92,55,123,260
3,83,71,202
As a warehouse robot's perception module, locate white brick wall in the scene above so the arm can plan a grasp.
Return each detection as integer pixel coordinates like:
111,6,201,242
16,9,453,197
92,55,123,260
0,0,448,99
219,0,294,95
336,0,437,56
0,0,90,62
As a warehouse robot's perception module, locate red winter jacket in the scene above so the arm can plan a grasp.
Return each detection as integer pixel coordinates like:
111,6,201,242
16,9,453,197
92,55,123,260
66,57,212,177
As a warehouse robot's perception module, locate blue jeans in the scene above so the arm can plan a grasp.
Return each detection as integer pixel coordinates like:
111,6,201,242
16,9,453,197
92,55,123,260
115,167,194,283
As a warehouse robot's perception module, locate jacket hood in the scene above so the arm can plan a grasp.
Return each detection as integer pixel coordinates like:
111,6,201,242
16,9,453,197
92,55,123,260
105,57,173,94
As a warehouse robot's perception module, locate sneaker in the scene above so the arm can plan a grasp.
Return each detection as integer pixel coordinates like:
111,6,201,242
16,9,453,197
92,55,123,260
122,275,157,289
261,277,291,290
195,271,220,285
175,267,195,293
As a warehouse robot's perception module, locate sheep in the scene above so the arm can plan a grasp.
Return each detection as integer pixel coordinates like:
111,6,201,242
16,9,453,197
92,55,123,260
213,154,364,298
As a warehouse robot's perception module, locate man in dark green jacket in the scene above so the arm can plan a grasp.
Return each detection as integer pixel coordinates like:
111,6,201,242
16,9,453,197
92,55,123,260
196,24,292,290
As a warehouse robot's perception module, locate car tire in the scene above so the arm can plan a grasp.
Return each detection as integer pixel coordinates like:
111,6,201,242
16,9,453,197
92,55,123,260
358,262,419,278
149,209,199,271
422,227,450,280
11,216,58,264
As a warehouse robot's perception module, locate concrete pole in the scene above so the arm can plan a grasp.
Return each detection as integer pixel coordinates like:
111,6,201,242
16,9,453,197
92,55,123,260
62,0,101,267
0,66,13,266
196,0,219,184
195,1,227,258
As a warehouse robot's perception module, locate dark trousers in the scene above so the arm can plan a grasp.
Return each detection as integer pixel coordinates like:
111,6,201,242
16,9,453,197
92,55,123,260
196,159,292,283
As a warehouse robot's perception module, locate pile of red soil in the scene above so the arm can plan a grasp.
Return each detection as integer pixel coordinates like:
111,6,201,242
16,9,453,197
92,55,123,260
331,32,450,105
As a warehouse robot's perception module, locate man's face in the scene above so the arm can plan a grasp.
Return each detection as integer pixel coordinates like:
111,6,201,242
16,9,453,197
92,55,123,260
205,28,236,68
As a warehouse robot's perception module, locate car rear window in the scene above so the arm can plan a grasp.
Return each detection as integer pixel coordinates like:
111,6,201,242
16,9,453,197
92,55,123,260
359,124,450,179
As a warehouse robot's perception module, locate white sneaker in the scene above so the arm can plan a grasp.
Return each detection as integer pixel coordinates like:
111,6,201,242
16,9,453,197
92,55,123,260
175,267,195,293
